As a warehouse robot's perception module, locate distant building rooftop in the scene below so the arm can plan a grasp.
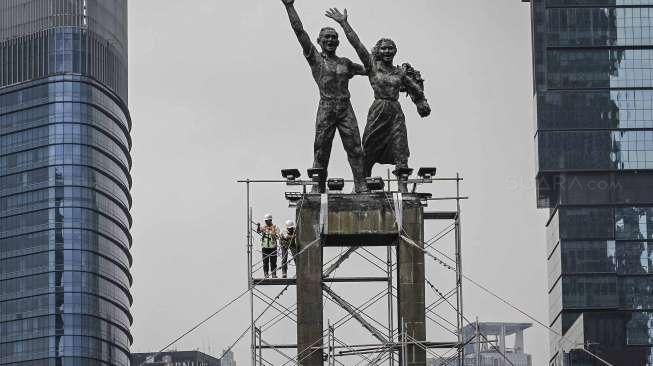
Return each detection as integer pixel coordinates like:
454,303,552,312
429,322,534,366
462,322,532,336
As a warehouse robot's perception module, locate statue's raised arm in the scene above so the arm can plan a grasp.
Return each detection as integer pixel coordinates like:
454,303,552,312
325,8,372,72
282,0,314,57
278,0,370,193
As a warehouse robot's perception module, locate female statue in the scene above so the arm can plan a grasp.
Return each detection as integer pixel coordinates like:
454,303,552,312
326,8,431,180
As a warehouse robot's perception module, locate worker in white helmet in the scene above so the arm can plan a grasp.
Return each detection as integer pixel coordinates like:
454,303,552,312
279,220,298,278
256,213,280,278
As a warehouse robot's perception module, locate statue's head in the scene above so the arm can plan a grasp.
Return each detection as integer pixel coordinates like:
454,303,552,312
317,27,339,54
372,38,397,64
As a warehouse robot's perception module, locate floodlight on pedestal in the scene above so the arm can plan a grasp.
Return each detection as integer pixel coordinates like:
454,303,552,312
392,168,413,193
365,177,385,191
307,168,327,193
281,169,301,181
417,167,437,180
327,178,345,191
416,192,432,202
393,167,414,180
285,192,303,207
307,168,327,180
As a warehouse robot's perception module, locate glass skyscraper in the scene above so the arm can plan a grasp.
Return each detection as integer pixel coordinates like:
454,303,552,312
526,0,653,365
0,1,132,366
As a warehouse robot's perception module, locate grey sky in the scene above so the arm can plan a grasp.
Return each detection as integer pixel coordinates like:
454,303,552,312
127,0,548,363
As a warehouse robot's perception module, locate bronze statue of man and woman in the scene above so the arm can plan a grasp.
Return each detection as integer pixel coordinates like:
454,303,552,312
282,0,431,193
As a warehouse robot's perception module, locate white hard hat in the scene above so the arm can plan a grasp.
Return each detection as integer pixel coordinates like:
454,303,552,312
264,213,273,221
286,220,295,229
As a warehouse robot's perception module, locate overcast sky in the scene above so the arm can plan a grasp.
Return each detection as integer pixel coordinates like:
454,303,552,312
127,0,549,364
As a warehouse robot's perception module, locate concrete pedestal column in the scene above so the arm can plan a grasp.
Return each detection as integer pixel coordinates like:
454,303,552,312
296,201,324,366
397,203,426,366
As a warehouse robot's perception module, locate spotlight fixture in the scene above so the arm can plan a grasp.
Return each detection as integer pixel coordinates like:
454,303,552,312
327,178,345,191
307,168,327,193
393,167,414,180
307,168,327,180
285,192,303,204
281,169,301,181
417,167,437,180
365,177,385,191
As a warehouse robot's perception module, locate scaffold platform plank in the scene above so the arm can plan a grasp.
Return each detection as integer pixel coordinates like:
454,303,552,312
424,211,458,220
253,276,390,286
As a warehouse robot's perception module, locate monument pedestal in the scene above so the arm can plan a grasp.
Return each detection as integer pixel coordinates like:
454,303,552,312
295,192,426,366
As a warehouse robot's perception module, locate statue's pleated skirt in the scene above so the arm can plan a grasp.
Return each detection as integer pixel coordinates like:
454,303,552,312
362,99,410,169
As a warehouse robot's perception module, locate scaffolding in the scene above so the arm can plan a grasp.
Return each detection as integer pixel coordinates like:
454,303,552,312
239,173,468,366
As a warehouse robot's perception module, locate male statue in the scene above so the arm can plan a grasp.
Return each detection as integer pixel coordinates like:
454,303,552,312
281,0,368,193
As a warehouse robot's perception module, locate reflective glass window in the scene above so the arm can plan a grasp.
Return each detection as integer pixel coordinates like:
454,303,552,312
558,207,615,240
538,90,653,130
537,130,653,171
562,276,619,309
616,207,653,240
627,312,653,345
1,166,130,209
548,7,653,47
547,49,653,89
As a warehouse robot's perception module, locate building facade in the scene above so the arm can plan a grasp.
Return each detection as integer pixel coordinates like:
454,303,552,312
131,351,221,366
525,0,653,365
0,1,132,366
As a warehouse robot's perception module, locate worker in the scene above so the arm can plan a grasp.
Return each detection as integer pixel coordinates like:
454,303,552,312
279,220,298,278
256,213,280,278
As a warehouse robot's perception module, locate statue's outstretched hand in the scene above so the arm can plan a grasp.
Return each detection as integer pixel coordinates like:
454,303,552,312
417,100,431,118
281,0,294,5
325,8,347,24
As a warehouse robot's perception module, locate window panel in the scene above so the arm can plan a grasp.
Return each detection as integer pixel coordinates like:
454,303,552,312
616,207,653,240
537,90,653,130
537,130,653,171
547,49,653,89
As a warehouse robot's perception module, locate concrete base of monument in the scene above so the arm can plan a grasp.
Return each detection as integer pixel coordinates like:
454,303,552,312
297,192,425,245
294,192,427,366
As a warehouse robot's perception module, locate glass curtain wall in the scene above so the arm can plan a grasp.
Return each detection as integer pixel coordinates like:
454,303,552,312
529,1,653,365
0,1,132,365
